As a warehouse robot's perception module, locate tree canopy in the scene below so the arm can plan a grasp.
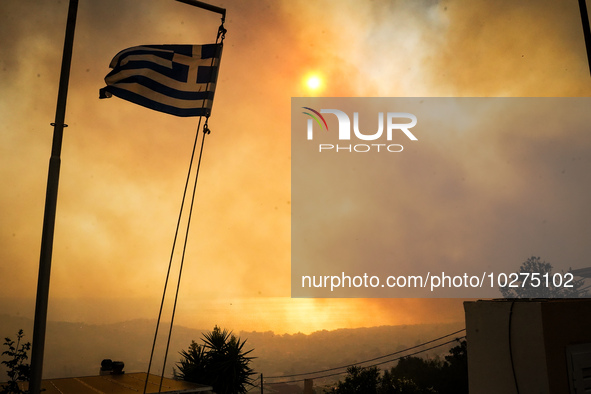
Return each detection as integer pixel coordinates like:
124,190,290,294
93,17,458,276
326,340,467,394
175,326,255,394
499,256,588,298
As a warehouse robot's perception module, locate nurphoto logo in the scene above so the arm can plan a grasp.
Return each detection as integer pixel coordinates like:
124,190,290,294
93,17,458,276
302,107,418,153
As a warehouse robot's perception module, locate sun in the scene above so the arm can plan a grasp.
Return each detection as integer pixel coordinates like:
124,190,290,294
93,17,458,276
303,73,324,93
307,75,322,90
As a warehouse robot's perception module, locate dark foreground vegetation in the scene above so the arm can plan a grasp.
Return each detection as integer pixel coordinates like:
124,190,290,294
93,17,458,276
326,340,467,394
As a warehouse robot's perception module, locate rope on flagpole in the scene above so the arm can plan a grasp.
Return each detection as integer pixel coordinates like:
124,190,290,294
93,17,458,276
158,122,209,393
142,113,204,394
143,16,226,394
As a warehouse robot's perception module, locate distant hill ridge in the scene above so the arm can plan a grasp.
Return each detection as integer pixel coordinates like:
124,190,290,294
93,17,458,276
0,314,463,383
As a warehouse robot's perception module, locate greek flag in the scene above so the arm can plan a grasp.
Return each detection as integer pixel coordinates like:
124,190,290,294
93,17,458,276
100,44,222,117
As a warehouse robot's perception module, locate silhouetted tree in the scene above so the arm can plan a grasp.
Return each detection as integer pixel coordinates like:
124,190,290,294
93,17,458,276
499,256,587,298
328,366,381,394
175,326,255,394
386,356,442,393
1,329,30,394
439,340,468,394
327,341,468,394
379,372,434,394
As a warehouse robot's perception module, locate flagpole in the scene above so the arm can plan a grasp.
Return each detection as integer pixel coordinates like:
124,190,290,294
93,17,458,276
174,0,226,20
30,0,78,393
579,0,591,76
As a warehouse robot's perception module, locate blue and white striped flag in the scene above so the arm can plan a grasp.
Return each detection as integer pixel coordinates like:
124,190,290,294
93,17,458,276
100,44,222,117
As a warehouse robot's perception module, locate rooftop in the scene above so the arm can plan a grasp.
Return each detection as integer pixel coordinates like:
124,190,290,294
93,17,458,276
8,372,213,394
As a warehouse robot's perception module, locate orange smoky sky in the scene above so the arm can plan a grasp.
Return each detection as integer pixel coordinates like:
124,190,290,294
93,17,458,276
1,0,591,335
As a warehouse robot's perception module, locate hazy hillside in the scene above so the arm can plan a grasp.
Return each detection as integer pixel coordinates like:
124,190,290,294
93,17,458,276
247,323,465,387
0,314,464,386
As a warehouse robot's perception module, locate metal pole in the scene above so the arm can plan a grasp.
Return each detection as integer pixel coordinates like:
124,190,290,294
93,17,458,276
260,373,263,394
578,0,591,76
174,0,226,21
29,0,78,392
